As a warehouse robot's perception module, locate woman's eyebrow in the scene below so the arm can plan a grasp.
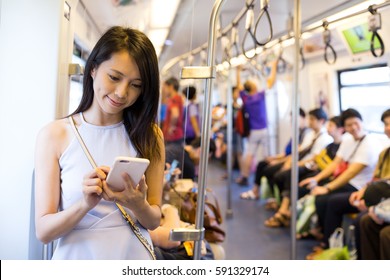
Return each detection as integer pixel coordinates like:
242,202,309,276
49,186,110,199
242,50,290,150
110,69,141,81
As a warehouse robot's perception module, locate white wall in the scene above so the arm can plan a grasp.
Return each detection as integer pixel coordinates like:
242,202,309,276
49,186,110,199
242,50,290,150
0,0,72,259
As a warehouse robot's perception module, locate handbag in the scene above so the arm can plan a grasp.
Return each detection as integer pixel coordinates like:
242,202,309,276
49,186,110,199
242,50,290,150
68,116,156,260
171,185,226,243
333,135,366,178
332,160,348,178
235,105,250,137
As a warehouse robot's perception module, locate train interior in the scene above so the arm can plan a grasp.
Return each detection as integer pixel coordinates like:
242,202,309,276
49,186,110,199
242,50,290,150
1,0,390,260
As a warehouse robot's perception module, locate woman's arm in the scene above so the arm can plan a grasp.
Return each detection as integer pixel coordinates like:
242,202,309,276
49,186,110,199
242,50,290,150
34,121,103,244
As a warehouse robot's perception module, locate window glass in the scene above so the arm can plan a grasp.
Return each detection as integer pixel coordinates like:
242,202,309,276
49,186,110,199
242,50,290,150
338,64,389,133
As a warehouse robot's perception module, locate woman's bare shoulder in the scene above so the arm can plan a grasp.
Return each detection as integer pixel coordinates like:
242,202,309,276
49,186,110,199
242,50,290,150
38,118,70,139
36,118,75,157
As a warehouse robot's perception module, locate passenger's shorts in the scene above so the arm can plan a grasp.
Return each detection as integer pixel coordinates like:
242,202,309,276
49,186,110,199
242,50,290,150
245,128,268,157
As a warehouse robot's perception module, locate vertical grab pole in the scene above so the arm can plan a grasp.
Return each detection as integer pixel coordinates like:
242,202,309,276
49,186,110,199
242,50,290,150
193,0,226,260
290,0,301,260
226,82,233,218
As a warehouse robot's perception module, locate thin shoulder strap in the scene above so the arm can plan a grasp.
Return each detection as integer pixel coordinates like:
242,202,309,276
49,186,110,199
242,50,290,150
69,116,97,169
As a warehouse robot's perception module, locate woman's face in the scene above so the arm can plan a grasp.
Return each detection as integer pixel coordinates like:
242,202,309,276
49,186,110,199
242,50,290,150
90,51,142,116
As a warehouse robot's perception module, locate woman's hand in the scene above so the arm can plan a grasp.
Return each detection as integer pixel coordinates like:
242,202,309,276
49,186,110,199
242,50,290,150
81,166,109,210
103,173,148,211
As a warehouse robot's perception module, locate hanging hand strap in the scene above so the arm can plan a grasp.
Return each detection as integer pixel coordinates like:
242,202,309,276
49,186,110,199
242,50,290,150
68,116,156,260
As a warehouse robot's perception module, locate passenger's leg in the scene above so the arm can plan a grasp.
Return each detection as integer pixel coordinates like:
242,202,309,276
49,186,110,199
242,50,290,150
240,161,269,199
322,190,358,247
352,211,367,260
380,225,390,260
360,213,382,259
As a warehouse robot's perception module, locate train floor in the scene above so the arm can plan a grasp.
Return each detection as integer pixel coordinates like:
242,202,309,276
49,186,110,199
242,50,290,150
205,159,318,260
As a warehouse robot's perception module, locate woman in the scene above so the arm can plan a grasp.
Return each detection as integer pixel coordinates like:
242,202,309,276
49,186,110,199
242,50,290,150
34,27,165,259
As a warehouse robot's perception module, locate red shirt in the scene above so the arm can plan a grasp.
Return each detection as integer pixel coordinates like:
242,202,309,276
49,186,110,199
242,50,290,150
162,94,184,142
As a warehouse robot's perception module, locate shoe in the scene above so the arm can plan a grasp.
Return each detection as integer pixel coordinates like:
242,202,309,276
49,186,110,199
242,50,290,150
305,244,326,260
240,190,259,200
235,177,248,186
264,212,290,228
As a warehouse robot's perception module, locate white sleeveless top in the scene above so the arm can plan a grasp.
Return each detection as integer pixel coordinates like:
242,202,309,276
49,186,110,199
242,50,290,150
52,113,153,260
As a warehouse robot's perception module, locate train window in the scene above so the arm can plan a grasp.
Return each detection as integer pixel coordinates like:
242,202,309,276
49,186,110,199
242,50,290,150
68,42,87,115
338,64,390,133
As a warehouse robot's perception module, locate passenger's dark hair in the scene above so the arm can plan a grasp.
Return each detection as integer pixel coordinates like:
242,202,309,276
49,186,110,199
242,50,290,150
308,107,328,121
329,116,342,128
72,26,161,161
381,109,390,122
299,107,306,118
340,108,362,127
164,77,180,92
182,86,196,100
190,137,216,157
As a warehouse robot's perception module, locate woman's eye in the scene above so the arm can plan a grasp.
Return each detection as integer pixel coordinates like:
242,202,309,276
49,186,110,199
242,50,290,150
108,74,120,82
131,83,142,89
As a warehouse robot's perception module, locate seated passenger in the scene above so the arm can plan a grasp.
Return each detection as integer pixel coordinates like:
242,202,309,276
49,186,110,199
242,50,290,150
302,108,383,257
149,203,215,260
360,197,390,259
264,108,334,227
165,138,216,181
240,107,309,203
352,108,390,259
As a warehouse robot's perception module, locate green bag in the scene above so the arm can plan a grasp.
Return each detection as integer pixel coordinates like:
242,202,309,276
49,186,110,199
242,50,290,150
313,246,350,260
296,195,316,234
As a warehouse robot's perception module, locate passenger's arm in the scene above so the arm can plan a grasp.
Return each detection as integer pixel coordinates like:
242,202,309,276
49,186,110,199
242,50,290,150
266,58,278,89
190,115,201,137
311,162,366,195
236,65,244,91
149,204,181,249
299,155,342,187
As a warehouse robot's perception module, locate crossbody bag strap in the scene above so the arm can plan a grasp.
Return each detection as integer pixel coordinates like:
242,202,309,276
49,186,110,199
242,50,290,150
68,116,156,260
347,135,366,162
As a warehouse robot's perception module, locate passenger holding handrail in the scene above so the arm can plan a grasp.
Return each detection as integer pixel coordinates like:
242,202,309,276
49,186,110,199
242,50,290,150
235,58,278,187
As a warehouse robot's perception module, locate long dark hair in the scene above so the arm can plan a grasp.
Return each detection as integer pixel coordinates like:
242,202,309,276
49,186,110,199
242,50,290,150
72,26,161,161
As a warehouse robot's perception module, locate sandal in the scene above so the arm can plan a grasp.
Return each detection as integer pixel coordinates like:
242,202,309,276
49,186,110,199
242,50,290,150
264,200,279,211
306,243,326,260
240,190,259,200
264,212,290,228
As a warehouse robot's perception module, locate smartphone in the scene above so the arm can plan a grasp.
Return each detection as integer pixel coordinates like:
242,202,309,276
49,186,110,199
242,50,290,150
165,159,179,183
106,156,150,191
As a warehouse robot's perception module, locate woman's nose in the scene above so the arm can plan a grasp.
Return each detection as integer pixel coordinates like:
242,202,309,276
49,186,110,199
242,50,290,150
115,84,128,98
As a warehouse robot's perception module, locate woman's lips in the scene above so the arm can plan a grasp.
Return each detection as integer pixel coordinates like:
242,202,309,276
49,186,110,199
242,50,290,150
107,96,124,107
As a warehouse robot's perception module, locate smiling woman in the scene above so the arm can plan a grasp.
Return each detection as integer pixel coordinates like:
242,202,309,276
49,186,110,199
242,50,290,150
34,26,165,260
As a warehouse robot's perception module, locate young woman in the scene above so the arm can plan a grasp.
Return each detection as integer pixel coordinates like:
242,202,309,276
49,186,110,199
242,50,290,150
34,26,165,259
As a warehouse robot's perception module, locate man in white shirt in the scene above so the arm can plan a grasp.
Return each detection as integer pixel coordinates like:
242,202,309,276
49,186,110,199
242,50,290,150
301,108,382,254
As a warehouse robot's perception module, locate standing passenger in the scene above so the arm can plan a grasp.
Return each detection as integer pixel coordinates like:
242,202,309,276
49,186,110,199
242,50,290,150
162,77,184,145
34,26,165,259
235,60,278,186
182,86,200,145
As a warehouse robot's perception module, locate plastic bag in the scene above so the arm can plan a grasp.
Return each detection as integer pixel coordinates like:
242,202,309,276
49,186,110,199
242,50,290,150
329,227,344,248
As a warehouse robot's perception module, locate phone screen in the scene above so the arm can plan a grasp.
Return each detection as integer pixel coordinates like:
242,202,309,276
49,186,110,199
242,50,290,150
165,159,179,182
